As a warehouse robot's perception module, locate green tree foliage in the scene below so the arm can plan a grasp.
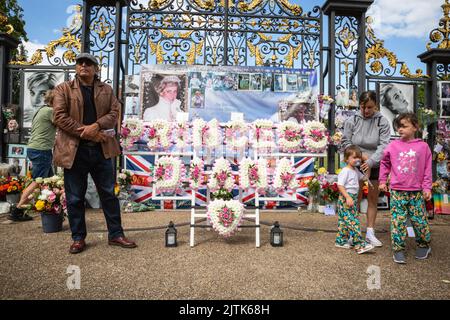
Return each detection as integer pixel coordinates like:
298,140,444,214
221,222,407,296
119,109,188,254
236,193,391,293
0,0,28,42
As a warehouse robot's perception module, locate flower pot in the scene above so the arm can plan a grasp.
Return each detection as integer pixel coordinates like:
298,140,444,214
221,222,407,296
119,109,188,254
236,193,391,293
6,193,20,204
41,213,63,233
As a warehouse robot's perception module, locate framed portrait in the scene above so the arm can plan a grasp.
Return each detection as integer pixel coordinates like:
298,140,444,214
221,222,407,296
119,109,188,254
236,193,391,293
262,74,273,91
7,157,26,176
190,88,205,109
7,144,27,158
140,73,187,122
274,74,284,92
440,81,450,99
285,74,298,92
249,73,262,91
441,100,450,118
377,82,415,136
238,74,250,90
125,96,140,116
22,71,65,128
124,75,140,94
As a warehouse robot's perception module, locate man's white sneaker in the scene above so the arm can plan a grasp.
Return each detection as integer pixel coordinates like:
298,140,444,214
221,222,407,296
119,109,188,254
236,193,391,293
366,233,383,247
356,243,375,254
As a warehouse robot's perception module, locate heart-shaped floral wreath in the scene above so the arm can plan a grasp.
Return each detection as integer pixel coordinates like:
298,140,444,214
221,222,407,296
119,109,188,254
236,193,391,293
207,200,244,237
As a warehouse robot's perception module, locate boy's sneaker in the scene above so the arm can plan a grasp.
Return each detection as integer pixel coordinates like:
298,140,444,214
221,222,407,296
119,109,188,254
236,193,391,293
366,231,383,247
356,243,375,254
415,247,431,260
393,251,406,264
335,242,351,249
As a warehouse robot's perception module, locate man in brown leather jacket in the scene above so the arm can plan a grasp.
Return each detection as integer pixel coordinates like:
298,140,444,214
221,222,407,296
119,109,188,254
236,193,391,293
53,53,137,254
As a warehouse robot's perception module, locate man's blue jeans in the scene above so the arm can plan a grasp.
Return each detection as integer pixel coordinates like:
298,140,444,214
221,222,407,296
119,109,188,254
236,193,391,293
64,144,123,241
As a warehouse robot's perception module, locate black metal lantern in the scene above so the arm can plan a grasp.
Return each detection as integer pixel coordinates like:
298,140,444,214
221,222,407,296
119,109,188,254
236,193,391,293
165,221,177,247
270,221,283,247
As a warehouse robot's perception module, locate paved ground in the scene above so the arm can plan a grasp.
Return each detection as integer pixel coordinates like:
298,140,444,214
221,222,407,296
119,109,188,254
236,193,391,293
0,209,449,300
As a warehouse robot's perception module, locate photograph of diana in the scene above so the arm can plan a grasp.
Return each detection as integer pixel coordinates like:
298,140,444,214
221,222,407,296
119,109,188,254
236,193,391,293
23,71,64,128
141,74,187,122
379,82,415,136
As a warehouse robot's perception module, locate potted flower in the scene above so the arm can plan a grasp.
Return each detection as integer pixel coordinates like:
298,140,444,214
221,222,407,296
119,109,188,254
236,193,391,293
306,177,320,212
320,180,339,215
0,176,25,204
28,175,66,233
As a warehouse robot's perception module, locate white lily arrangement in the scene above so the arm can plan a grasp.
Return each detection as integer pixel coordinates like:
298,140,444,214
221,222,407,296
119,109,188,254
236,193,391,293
277,121,303,153
224,119,248,149
302,121,329,153
273,157,298,193
207,199,244,237
153,156,186,194
207,158,235,192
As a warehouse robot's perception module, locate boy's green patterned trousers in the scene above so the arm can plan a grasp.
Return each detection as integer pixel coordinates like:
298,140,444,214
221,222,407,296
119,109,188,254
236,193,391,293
390,190,431,252
335,193,368,250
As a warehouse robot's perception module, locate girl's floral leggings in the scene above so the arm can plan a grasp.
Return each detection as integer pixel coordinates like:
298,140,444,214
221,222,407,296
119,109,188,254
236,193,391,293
390,190,431,252
336,193,368,250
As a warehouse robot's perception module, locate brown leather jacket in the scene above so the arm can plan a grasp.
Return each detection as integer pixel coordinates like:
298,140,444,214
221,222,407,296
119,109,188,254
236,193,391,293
53,76,121,169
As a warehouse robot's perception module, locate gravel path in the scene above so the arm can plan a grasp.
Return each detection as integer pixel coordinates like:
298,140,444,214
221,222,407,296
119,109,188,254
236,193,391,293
1,209,449,300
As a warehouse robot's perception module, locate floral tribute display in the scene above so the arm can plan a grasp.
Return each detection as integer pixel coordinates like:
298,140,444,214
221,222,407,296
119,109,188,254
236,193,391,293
153,156,186,194
239,158,268,193
207,200,244,237
192,118,220,149
144,119,172,150
251,119,275,151
208,158,234,193
29,176,66,214
0,176,24,196
277,121,303,153
302,121,329,153
224,119,248,149
189,158,204,190
173,120,190,149
273,157,298,194
120,118,143,150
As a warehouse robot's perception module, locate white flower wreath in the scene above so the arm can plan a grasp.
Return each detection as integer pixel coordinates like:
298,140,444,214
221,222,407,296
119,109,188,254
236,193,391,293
153,156,186,194
273,157,298,193
145,119,172,150
224,119,248,149
302,120,329,153
173,120,190,149
277,121,303,153
207,158,235,192
239,158,268,193
207,200,244,237
189,158,204,190
192,118,220,148
252,119,276,151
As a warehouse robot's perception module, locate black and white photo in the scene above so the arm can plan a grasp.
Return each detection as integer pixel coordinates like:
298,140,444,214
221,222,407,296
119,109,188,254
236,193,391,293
23,71,64,128
8,158,26,176
125,75,140,94
440,81,450,99
378,82,415,136
441,100,450,118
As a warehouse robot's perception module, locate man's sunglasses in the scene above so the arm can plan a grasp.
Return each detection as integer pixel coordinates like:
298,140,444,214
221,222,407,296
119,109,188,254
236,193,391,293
76,59,95,66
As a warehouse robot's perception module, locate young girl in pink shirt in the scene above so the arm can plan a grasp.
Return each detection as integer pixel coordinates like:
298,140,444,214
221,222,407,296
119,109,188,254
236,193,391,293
379,113,432,264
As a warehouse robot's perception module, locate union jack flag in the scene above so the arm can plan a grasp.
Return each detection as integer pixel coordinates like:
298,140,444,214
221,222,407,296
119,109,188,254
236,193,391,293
124,154,154,203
